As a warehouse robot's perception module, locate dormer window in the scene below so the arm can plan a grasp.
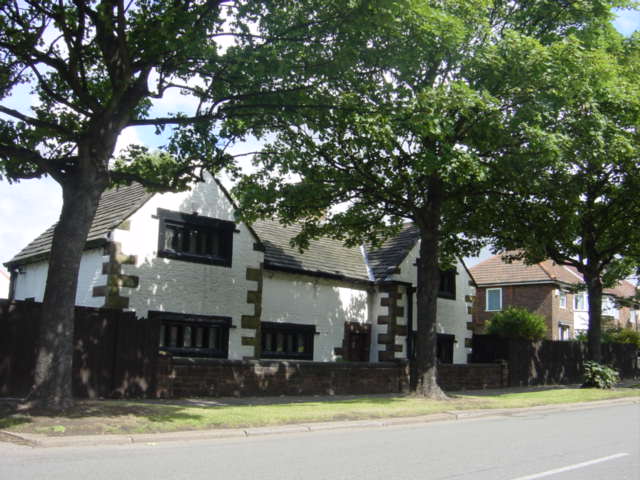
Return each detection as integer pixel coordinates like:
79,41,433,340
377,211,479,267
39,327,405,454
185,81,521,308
157,208,234,267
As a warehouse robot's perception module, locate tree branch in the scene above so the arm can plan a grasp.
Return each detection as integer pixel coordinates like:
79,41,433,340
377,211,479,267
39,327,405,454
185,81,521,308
0,106,73,136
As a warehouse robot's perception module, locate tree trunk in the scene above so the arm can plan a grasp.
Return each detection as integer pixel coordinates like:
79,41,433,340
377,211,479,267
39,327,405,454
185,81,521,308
29,167,107,409
410,176,447,399
584,274,604,363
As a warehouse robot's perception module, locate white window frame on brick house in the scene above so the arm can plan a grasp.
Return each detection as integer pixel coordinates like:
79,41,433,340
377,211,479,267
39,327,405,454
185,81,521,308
559,290,567,309
574,292,586,311
486,288,502,312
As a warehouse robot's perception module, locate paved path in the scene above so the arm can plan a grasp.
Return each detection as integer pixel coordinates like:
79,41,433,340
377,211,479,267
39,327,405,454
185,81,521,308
1,403,638,480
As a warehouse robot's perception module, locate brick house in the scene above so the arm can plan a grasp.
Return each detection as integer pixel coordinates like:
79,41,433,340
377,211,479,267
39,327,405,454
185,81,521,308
470,254,639,340
5,176,475,365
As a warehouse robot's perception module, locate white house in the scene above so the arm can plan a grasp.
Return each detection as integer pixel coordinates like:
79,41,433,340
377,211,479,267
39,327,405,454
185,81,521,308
5,176,475,364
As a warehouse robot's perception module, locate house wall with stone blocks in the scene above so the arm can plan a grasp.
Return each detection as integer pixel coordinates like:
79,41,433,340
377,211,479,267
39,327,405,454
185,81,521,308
388,246,474,364
110,176,263,360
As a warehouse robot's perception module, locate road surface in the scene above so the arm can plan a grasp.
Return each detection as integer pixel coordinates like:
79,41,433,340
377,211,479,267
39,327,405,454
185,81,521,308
1,403,638,479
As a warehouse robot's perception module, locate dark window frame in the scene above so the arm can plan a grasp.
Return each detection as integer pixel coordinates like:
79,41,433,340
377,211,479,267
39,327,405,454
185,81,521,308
438,269,456,300
157,208,235,267
260,322,316,360
152,310,232,358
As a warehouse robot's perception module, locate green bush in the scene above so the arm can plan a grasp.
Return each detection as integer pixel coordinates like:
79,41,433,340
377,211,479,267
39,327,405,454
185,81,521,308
602,327,640,348
582,361,620,389
486,306,548,341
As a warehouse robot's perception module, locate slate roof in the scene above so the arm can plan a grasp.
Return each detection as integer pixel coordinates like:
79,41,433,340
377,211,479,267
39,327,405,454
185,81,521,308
365,224,420,282
252,219,371,281
5,183,154,267
7,182,419,283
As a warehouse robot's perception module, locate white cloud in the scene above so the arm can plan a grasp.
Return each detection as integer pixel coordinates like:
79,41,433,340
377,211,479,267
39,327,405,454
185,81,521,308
114,126,144,156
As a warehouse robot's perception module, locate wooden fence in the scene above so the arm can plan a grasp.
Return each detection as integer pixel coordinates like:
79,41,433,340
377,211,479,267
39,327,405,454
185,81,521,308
470,334,639,387
0,300,160,398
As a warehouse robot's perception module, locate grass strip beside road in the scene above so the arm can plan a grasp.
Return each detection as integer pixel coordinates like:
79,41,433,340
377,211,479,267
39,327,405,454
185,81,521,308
1,387,638,437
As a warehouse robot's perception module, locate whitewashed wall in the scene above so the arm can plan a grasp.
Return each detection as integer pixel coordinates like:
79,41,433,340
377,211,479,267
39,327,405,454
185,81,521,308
12,248,107,307
113,176,263,360
261,271,370,361
389,244,474,364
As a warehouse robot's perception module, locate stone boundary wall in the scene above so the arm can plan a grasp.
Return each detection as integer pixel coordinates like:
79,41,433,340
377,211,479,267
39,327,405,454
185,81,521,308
156,356,507,398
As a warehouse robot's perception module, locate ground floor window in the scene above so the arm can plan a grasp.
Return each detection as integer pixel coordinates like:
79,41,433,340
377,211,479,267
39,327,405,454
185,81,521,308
152,311,231,358
558,323,570,341
261,322,315,360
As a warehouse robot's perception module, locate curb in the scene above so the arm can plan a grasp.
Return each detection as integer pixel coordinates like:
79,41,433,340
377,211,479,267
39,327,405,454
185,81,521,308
2,397,638,449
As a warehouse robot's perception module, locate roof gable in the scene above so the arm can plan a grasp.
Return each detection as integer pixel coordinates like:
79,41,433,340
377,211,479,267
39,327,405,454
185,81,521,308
365,224,420,282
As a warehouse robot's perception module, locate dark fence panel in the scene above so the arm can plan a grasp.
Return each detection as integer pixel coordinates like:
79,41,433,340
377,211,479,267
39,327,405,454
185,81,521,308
0,300,159,399
470,334,639,387
0,300,39,397
111,314,160,398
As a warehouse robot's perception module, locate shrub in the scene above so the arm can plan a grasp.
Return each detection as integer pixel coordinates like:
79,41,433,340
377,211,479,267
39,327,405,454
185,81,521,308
485,306,547,341
602,327,640,348
582,361,620,389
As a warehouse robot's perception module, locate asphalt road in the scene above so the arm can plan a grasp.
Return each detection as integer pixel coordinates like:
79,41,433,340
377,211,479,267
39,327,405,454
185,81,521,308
1,403,638,480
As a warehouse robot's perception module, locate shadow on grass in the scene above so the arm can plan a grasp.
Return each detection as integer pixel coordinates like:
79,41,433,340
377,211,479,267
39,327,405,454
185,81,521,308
0,397,208,435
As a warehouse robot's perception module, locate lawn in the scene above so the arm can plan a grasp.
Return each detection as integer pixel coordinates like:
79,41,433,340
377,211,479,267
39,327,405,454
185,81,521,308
1,386,637,437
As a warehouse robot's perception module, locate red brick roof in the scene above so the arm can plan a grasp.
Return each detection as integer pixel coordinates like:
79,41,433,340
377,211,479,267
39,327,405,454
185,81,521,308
470,253,577,286
470,253,638,300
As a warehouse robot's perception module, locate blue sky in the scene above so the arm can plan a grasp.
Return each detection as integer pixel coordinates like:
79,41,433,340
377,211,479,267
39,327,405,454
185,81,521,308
1,10,639,270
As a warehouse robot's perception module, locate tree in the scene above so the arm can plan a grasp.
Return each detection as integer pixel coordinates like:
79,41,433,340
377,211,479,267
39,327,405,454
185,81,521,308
234,1,627,397
0,0,368,408
474,26,640,362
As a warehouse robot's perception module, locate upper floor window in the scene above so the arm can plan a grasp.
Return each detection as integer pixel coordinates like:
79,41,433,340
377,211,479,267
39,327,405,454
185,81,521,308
438,269,456,300
559,291,567,309
574,292,586,311
157,208,234,267
486,288,502,311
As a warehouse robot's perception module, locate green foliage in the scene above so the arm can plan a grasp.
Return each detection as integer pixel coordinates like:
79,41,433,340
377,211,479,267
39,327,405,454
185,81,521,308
582,361,620,389
0,0,366,186
467,20,640,360
485,307,548,341
602,327,640,348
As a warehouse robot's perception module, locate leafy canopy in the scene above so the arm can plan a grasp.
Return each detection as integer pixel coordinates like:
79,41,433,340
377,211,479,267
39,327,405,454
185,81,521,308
235,1,632,257
473,25,640,283
0,0,371,190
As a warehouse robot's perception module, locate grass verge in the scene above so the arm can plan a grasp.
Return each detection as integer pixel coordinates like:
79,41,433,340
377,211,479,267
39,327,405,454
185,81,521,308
1,386,637,437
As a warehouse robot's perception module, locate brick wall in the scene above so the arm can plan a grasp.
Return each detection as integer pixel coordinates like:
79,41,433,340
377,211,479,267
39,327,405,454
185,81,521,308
156,356,507,397
438,363,508,391
473,284,557,339
157,357,409,397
